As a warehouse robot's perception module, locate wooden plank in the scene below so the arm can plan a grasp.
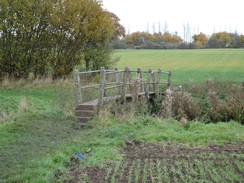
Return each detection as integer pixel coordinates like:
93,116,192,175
105,84,123,90
80,84,100,89
106,70,124,74
78,70,101,74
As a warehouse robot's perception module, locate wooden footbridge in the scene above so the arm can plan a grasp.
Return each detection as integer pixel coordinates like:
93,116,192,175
73,67,171,125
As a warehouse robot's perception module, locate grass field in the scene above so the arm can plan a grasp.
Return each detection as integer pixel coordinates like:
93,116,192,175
114,49,244,85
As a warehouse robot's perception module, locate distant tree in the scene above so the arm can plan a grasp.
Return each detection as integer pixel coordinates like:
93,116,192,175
210,32,232,48
162,32,182,43
192,32,208,48
239,34,244,48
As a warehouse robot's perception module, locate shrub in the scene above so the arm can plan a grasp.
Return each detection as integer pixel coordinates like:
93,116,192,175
159,80,244,124
171,91,201,121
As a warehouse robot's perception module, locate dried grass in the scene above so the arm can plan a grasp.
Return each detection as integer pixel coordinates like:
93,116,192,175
160,79,244,123
0,74,73,89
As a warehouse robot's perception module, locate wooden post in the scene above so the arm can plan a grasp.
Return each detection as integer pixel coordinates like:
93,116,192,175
115,67,121,95
98,67,106,109
168,71,172,87
152,71,156,94
127,68,132,93
73,69,82,104
155,69,161,98
137,68,144,92
121,67,129,103
145,68,152,100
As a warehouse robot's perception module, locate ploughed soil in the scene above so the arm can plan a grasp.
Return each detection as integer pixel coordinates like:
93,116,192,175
60,140,244,183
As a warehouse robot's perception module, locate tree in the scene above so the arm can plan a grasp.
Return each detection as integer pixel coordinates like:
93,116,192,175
0,0,116,79
239,34,244,48
107,11,125,39
162,32,182,43
192,32,208,48
209,32,232,48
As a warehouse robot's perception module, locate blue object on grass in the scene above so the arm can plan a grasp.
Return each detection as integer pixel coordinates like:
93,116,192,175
73,153,83,158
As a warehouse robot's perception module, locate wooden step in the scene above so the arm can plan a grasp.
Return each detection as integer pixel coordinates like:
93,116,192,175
77,117,91,123
77,104,96,111
75,110,95,117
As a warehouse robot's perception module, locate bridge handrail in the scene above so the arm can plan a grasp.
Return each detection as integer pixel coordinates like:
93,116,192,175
73,67,171,108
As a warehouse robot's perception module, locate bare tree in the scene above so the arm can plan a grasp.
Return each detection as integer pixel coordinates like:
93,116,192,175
162,21,168,34
152,22,156,33
158,22,161,33
183,22,193,43
146,22,149,33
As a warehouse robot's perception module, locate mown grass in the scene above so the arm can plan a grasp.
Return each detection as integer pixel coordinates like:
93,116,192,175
114,49,244,85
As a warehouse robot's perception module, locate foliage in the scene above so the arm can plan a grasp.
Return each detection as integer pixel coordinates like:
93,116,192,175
112,30,244,49
0,0,118,79
207,32,232,48
122,31,182,49
164,79,244,123
192,32,208,48
107,11,125,39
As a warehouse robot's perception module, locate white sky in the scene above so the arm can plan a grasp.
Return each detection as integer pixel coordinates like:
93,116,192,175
102,0,244,37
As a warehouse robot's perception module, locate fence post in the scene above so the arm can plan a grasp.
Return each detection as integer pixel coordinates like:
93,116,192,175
121,67,129,103
115,67,121,95
155,69,161,98
98,67,106,109
137,68,144,92
151,71,156,94
145,68,152,100
73,69,82,104
168,71,172,87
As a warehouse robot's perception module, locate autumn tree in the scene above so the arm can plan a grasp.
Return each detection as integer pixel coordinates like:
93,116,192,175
0,0,117,79
162,32,182,43
107,12,125,39
208,32,232,48
192,32,208,48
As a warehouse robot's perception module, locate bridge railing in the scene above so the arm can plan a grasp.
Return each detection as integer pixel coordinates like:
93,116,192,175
73,67,171,109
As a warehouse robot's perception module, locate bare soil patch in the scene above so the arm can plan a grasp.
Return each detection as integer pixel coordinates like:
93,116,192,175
63,141,244,183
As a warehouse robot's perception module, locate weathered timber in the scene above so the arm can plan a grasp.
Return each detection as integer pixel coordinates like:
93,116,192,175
73,66,172,124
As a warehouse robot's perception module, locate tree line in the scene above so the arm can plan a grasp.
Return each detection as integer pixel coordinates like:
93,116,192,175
111,31,244,49
0,0,124,80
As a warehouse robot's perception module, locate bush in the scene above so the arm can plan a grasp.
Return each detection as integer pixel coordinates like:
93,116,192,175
159,80,244,124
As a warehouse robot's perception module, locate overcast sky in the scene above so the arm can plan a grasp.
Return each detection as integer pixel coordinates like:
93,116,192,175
102,0,244,37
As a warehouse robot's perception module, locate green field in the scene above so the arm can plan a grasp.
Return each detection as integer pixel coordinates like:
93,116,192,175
114,49,244,85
